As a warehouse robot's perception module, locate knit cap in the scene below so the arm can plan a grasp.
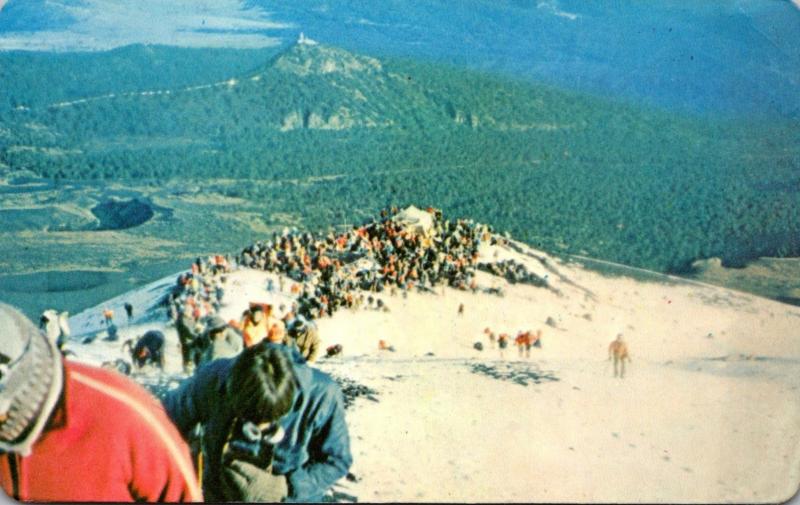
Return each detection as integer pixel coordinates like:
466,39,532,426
0,303,64,456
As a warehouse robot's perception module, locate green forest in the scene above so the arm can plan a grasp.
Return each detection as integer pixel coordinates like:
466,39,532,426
0,44,281,109
1,43,798,274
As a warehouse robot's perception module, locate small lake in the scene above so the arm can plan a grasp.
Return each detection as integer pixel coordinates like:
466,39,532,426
0,260,189,320
0,270,111,292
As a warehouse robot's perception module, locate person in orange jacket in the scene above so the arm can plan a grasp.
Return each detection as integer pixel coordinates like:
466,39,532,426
102,307,114,326
608,333,631,378
240,303,270,347
0,303,201,502
266,318,286,345
515,331,528,358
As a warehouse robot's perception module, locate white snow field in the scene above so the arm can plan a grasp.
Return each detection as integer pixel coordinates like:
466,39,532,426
65,238,800,503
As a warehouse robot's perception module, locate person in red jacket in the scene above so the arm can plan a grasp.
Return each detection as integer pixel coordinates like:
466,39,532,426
514,331,528,358
0,302,202,502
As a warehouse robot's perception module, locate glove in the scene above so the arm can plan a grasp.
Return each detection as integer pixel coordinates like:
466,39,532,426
221,459,288,502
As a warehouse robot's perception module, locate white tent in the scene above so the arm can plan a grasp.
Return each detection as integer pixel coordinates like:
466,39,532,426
393,206,434,236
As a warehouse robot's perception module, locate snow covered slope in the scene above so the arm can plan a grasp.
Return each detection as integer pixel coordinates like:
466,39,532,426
65,238,800,502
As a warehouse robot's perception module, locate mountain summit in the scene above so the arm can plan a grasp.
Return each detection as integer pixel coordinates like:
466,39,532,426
271,36,383,79
259,40,397,131
0,40,578,143
1,42,796,278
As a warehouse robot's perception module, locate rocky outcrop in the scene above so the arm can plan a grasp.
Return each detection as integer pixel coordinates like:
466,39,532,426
273,44,383,77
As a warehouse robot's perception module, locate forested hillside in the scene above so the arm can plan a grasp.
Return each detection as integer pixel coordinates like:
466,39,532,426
1,42,797,273
0,44,281,109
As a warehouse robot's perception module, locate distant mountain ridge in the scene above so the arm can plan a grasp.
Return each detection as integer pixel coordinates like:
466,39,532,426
1,39,599,156
2,1,799,118
0,41,798,276
0,44,282,110
56,40,562,133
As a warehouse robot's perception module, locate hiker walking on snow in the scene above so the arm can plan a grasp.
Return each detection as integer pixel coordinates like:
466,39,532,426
524,331,534,358
608,333,631,378
498,333,509,359
0,303,201,502
484,327,496,349
39,309,70,352
531,329,542,350
176,307,200,373
515,331,528,358
124,302,134,323
123,330,166,370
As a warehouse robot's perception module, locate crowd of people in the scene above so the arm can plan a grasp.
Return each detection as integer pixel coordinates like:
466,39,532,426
238,206,491,323
1,206,572,502
20,243,344,503
154,207,556,376
1,299,347,502
160,252,325,373
165,255,233,372
156,207,496,376
478,258,549,288
482,327,543,359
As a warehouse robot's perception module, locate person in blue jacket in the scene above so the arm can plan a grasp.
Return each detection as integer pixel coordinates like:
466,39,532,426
163,341,352,502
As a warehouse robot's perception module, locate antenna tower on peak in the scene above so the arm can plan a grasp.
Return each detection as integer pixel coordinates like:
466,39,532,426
297,32,318,46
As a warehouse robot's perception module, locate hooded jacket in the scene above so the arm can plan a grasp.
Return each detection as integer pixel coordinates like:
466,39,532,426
163,344,352,502
0,360,202,502
197,326,243,366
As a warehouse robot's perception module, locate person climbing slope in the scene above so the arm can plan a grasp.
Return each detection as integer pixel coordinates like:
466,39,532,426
241,303,270,347
163,342,352,502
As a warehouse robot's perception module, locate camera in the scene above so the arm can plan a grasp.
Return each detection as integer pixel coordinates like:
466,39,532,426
225,420,284,468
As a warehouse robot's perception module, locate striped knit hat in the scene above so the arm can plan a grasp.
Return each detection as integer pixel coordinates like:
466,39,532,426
0,303,63,456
